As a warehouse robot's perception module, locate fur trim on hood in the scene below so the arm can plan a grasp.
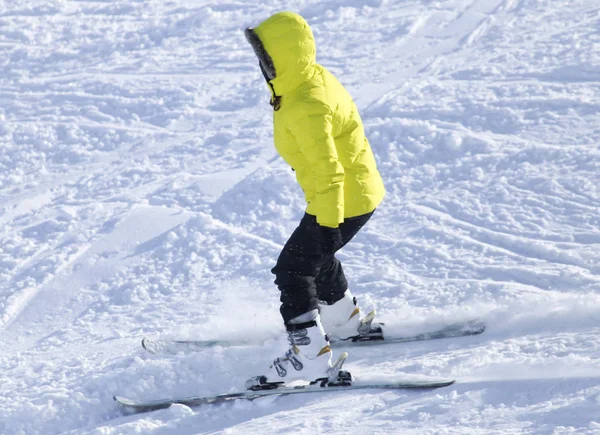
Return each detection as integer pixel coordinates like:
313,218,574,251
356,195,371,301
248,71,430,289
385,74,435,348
244,27,276,80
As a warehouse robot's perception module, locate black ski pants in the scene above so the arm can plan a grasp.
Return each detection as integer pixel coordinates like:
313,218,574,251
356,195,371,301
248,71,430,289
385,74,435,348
272,211,374,324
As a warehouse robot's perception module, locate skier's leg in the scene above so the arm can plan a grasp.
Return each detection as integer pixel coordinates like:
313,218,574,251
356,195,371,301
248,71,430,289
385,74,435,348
315,211,374,304
268,216,334,382
271,213,323,325
315,255,347,303
316,211,375,338
339,211,374,245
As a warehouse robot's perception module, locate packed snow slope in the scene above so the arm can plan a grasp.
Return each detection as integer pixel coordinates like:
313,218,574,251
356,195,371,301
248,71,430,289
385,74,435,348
1,0,599,433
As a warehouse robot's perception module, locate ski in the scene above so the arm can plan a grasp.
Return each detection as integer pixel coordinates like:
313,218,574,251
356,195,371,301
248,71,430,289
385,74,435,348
141,319,485,355
114,377,455,413
340,318,485,345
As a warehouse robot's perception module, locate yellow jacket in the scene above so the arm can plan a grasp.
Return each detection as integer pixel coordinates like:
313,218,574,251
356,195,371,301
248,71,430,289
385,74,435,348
246,12,385,228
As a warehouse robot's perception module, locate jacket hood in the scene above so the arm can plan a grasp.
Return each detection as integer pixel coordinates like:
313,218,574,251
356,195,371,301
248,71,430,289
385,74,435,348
245,12,317,98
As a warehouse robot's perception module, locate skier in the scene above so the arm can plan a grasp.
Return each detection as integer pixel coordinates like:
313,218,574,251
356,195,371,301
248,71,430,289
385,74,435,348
244,11,385,383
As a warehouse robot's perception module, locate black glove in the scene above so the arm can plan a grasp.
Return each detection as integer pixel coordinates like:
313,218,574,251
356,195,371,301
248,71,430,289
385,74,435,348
320,225,343,254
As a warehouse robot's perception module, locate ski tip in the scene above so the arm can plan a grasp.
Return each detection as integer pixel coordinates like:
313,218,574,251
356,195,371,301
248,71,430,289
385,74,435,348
406,379,455,389
141,338,156,354
114,395,135,406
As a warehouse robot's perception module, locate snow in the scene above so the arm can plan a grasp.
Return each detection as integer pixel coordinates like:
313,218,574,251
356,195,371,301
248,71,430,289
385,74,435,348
1,0,599,433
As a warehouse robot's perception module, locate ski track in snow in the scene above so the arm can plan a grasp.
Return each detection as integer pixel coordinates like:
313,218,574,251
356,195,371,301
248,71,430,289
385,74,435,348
1,0,600,434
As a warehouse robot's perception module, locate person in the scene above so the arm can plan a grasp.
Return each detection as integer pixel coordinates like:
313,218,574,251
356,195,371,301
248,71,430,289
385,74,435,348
244,11,385,383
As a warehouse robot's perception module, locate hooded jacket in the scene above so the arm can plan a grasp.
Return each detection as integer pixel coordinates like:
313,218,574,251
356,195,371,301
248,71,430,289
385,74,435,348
245,12,385,228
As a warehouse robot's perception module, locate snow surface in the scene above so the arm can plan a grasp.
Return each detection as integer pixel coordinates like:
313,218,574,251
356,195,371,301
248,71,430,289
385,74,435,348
1,0,600,433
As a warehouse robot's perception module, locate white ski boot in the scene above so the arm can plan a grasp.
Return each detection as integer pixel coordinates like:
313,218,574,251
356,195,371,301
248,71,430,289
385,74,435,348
258,310,337,384
319,290,382,341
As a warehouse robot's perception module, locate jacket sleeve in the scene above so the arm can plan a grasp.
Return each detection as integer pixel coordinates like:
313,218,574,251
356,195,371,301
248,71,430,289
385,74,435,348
287,102,345,228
